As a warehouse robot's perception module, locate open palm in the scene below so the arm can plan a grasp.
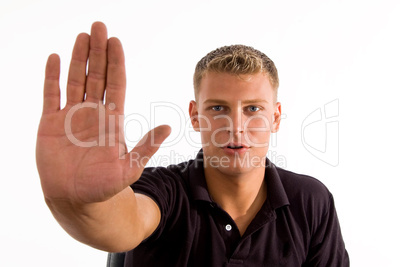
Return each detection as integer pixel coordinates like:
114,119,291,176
36,22,170,204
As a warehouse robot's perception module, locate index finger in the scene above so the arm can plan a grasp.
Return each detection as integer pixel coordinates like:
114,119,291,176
105,37,126,113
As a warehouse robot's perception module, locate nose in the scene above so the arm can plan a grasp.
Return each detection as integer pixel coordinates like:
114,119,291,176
228,109,245,134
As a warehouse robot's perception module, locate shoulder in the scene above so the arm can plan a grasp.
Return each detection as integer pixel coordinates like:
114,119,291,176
275,166,332,201
272,167,339,237
131,162,189,199
272,166,334,222
132,160,194,216
139,160,192,179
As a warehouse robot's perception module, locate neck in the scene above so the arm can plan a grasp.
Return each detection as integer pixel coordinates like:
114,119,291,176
204,164,267,235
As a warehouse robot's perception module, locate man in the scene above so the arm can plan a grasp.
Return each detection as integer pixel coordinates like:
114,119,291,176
36,22,349,266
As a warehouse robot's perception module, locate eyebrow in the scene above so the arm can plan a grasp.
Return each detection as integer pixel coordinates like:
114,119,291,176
203,99,269,105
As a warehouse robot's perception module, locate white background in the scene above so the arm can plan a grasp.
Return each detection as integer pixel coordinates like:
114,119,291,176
1,0,401,266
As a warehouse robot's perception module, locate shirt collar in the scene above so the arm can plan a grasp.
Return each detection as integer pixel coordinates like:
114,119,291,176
188,150,290,210
188,150,213,202
264,158,290,209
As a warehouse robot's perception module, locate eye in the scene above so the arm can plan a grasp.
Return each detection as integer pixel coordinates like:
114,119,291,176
212,105,224,111
247,106,260,112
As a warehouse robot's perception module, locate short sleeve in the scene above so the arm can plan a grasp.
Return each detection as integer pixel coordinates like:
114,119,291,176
303,194,350,267
130,167,183,243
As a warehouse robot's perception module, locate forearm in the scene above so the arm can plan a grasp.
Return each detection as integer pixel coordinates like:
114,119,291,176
45,187,146,252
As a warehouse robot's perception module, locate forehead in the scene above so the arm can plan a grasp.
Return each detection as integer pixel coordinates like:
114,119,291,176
198,72,274,103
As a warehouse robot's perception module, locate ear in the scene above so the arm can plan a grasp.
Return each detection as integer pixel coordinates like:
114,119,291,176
271,102,281,133
189,100,200,132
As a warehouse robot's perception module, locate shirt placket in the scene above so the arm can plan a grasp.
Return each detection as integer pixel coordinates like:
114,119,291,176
215,202,277,266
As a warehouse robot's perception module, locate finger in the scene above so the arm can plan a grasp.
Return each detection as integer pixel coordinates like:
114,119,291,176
85,21,108,102
43,54,61,114
66,33,89,106
105,37,126,113
124,125,172,180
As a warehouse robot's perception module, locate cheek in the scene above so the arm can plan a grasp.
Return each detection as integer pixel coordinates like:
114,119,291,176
198,116,222,141
245,116,272,146
197,115,213,133
199,117,233,147
199,116,227,133
245,115,272,132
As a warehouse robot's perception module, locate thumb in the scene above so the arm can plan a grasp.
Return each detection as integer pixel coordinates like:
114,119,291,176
123,125,171,180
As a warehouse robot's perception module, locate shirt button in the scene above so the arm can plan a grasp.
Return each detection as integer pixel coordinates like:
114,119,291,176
225,224,232,231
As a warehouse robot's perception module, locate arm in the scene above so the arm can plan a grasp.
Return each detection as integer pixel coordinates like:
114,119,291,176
47,189,161,252
303,195,349,267
36,22,170,252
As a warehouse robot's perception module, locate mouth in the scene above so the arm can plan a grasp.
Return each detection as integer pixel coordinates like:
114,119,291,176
227,145,245,149
225,142,249,148
222,143,250,153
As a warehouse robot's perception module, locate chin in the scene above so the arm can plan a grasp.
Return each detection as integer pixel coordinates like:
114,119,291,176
203,147,267,175
216,164,255,177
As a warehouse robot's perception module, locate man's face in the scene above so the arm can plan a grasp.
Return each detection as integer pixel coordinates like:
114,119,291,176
189,71,281,176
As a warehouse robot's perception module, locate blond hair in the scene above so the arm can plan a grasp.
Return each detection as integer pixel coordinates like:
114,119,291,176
193,45,279,101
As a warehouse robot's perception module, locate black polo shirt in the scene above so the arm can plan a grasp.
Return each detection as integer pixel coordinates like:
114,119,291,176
125,151,349,266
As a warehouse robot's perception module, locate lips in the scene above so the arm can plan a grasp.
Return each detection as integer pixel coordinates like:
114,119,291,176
222,142,250,155
225,143,250,149
227,145,243,149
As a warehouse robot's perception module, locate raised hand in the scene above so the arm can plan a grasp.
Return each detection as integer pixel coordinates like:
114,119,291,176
36,22,171,205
